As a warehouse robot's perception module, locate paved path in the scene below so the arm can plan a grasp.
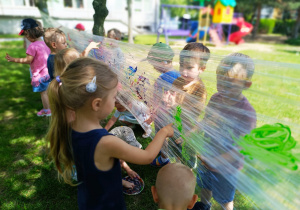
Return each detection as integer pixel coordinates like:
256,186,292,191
0,38,23,42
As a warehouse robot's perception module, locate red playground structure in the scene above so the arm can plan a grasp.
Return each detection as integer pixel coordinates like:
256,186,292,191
229,16,253,45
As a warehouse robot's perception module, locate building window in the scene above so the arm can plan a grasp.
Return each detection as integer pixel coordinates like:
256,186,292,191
64,0,83,8
144,0,151,11
0,0,12,6
64,0,72,8
29,0,35,6
134,0,142,12
75,0,83,8
14,0,25,6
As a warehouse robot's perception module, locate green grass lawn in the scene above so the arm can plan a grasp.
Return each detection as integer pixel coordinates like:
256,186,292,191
1,37,299,209
123,35,184,46
0,34,21,38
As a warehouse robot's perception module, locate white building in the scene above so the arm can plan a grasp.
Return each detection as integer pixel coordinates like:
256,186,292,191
0,0,160,35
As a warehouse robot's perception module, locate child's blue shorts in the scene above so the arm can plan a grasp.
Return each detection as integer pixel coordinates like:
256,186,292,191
196,164,237,204
32,78,50,92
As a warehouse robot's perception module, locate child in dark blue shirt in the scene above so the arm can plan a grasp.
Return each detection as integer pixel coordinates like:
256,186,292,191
46,57,173,209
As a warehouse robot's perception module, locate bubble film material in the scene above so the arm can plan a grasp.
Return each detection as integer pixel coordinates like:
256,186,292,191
42,14,300,209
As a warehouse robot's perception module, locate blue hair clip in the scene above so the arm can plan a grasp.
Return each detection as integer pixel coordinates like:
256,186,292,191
86,76,97,93
56,76,61,83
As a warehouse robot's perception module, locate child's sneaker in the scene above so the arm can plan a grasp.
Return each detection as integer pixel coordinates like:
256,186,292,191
150,155,170,167
37,109,51,117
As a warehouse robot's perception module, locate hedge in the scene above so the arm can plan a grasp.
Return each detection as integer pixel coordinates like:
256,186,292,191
258,19,276,34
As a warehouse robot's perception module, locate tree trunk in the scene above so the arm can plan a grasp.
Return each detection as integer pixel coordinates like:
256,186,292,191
292,6,300,39
250,4,256,24
34,0,49,15
252,2,262,39
127,0,134,43
92,0,108,36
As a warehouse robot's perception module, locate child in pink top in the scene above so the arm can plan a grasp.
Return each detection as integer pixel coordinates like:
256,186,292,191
5,18,51,117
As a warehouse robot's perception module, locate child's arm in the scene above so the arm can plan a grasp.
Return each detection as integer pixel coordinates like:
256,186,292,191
80,42,100,57
5,53,33,64
144,105,159,124
104,116,118,131
96,124,173,166
120,160,138,178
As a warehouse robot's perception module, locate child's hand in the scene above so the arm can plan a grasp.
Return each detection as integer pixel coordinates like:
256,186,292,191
162,123,174,138
126,169,139,178
88,42,100,49
122,180,135,189
175,137,184,145
144,116,153,125
5,53,14,62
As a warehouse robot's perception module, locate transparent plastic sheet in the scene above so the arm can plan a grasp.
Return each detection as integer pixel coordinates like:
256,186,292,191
42,14,300,209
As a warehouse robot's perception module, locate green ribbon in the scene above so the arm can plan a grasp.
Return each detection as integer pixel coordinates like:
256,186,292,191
174,106,190,162
238,123,298,171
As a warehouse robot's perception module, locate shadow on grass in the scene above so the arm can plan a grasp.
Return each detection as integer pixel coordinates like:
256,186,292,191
0,44,78,209
278,49,300,55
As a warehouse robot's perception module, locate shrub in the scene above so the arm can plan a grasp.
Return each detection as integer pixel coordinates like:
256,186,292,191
259,19,276,34
274,19,296,36
285,37,300,46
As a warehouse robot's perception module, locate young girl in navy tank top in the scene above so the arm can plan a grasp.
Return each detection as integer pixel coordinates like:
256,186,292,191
46,57,173,210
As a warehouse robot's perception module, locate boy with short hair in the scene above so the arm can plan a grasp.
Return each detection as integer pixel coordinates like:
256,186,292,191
147,42,180,122
151,163,198,210
152,42,210,166
194,53,257,210
107,28,122,40
174,42,210,114
147,42,180,77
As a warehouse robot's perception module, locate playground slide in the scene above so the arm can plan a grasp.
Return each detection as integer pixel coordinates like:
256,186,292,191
186,29,206,43
229,18,253,45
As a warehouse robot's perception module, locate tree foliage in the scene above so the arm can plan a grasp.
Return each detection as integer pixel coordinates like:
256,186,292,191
235,0,300,38
161,0,205,19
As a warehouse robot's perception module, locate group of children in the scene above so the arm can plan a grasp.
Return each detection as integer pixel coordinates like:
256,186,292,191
147,43,256,210
5,18,257,210
5,18,101,117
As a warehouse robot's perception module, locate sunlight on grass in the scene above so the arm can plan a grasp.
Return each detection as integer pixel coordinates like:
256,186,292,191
30,156,43,165
11,97,26,103
12,159,29,168
0,171,6,178
1,110,14,120
12,180,22,191
20,185,36,199
0,40,23,48
26,170,41,179
2,201,16,209
9,136,36,145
